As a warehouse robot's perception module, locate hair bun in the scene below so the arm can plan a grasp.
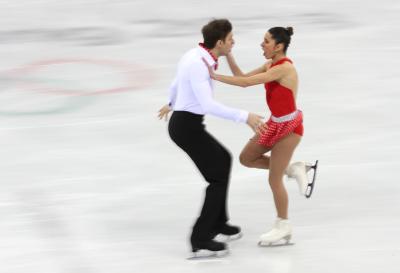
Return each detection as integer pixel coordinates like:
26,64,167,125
286,27,294,36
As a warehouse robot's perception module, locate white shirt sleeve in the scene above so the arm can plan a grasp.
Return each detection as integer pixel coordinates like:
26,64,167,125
189,60,248,123
168,77,178,108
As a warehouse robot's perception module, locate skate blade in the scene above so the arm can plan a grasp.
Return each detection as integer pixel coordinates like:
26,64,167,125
305,160,318,172
216,232,243,242
305,160,318,198
258,241,295,247
187,249,229,260
258,235,294,247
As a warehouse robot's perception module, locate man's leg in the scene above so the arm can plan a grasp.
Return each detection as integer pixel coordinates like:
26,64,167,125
168,112,233,251
187,130,232,242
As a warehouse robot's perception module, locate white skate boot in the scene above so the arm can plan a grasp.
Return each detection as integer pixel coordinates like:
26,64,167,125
258,218,293,247
286,160,318,198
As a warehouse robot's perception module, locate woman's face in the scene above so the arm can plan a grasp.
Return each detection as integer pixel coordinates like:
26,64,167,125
260,32,276,59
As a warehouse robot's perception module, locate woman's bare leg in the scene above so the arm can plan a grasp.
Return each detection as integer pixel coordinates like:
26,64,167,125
269,133,301,219
239,134,271,169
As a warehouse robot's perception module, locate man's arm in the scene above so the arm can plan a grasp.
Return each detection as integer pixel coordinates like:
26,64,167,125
168,76,178,108
189,60,248,123
158,76,178,121
187,59,265,133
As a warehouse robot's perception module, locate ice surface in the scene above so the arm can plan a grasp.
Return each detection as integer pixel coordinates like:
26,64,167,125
0,1,399,272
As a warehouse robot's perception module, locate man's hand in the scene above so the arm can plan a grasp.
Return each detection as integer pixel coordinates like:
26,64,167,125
158,104,172,121
247,112,267,134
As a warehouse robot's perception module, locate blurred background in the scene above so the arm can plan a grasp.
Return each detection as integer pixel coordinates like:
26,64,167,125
0,0,399,272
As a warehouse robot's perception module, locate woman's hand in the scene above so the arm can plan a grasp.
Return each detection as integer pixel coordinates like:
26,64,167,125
158,104,172,121
201,57,217,80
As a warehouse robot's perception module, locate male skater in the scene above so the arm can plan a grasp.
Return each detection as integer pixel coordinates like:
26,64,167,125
158,19,263,255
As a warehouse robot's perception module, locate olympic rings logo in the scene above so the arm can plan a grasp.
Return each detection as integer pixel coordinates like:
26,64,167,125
0,58,153,116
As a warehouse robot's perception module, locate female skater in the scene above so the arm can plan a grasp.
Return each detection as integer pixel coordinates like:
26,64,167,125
203,27,316,246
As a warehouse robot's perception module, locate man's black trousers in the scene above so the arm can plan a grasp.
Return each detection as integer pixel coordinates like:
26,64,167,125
168,111,232,242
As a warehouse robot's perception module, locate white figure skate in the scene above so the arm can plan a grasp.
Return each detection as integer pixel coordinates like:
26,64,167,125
258,218,294,247
286,160,318,198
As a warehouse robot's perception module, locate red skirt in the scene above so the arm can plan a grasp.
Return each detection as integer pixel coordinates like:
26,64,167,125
257,110,303,148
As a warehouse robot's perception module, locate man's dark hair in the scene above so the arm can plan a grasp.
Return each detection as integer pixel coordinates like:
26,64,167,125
201,19,232,49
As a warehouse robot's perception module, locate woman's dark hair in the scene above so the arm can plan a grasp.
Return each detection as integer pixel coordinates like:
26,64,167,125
201,19,232,49
268,26,294,53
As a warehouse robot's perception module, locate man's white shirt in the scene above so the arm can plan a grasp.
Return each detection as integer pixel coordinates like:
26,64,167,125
168,46,248,123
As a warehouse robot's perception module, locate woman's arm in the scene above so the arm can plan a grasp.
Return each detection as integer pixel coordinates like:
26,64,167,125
226,53,267,77
226,53,244,76
244,64,269,77
203,57,286,87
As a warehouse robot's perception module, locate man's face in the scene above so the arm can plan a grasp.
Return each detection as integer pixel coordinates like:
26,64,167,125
219,32,235,56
